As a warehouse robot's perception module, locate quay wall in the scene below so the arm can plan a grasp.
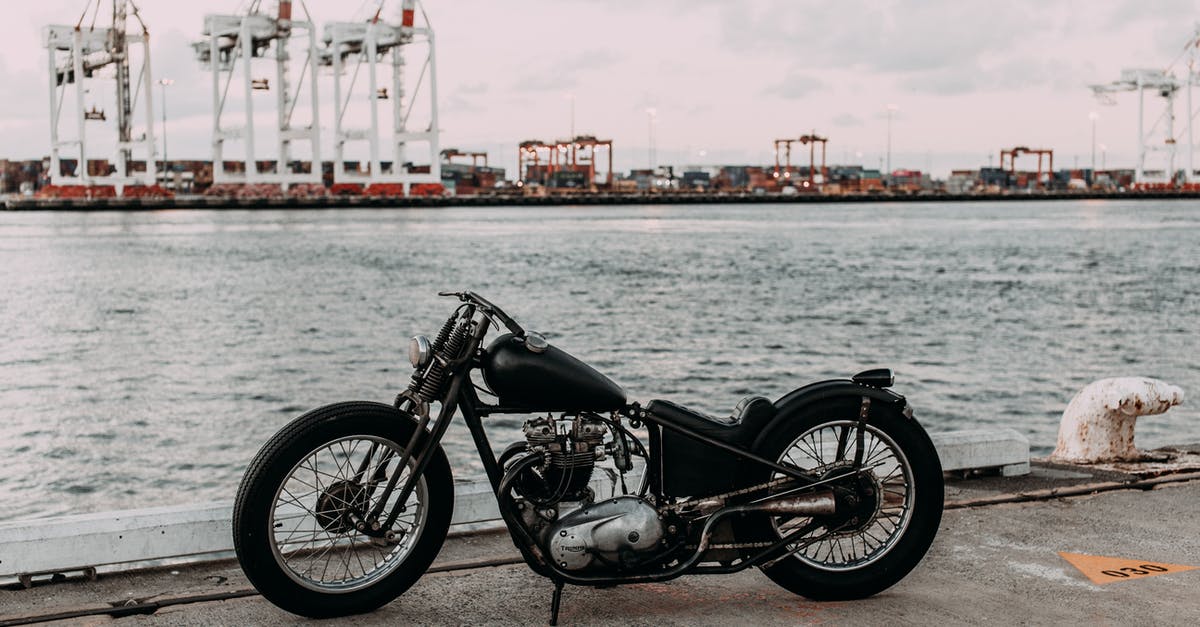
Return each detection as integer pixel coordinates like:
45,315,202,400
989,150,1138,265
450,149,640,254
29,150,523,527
6,189,1200,211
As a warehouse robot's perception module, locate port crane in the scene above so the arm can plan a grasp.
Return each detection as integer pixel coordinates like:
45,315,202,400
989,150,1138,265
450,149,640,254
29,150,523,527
1089,25,1200,186
1000,146,1053,189
441,149,488,168
193,0,322,189
321,0,441,193
772,139,795,181
44,0,157,191
773,132,828,188
518,136,613,190
1090,69,1180,185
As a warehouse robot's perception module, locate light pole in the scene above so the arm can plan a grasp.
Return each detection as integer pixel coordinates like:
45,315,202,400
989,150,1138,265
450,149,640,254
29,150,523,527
1089,111,1099,174
566,92,575,140
565,92,576,167
158,78,174,187
885,104,898,178
646,107,658,170
1099,143,1107,170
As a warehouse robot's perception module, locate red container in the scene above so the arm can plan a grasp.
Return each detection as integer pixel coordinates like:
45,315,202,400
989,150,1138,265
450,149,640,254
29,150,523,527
365,183,406,197
411,183,445,197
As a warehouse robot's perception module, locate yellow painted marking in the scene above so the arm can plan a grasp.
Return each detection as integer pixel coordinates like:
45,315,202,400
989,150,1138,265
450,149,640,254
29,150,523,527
1058,552,1197,585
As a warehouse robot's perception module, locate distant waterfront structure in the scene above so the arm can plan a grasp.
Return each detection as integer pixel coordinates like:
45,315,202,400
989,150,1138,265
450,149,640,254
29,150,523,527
43,0,158,193
772,133,828,189
321,0,441,195
440,148,504,196
519,136,613,191
1091,69,1182,186
1000,147,1054,190
158,78,174,187
645,108,658,170
1089,111,1099,174
1089,25,1200,186
193,0,322,190
885,104,899,178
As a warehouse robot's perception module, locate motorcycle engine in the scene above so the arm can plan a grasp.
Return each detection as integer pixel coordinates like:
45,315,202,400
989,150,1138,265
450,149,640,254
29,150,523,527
506,414,666,572
546,495,664,571
514,414,607,504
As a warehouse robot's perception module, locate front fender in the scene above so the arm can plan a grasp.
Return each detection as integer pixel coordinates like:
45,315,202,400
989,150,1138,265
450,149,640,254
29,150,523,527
750,379,909,453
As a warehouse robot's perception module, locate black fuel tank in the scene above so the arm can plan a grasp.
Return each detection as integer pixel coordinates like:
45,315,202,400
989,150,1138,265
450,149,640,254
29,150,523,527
481,333,627,412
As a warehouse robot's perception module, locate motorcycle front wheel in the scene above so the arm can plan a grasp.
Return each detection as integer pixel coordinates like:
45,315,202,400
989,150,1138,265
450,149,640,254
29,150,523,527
232,401,453,618
736,397,943,601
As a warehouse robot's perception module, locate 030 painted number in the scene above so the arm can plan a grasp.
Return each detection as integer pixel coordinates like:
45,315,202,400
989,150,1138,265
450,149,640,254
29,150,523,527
1100,565,1169,578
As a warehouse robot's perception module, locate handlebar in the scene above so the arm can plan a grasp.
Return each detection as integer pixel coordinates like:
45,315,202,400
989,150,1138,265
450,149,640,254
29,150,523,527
438,291,525,336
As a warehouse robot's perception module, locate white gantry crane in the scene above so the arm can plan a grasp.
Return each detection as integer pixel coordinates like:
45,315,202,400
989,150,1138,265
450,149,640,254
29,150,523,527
194,0,321,189
1089,25,1200,185
322,0,440,192
44,0,157,192
1090,69,1181,185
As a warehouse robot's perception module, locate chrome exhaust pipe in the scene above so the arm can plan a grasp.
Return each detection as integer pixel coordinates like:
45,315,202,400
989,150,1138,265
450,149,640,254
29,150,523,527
746,490,837,516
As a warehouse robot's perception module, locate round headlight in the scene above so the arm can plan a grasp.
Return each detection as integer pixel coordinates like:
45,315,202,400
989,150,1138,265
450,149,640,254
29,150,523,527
409,335,431,369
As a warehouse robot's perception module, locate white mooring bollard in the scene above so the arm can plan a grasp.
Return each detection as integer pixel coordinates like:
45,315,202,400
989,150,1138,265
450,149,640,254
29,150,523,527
1050,377,1185,464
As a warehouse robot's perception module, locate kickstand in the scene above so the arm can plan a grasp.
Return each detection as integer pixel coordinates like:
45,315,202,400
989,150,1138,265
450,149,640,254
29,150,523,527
549,579,565,626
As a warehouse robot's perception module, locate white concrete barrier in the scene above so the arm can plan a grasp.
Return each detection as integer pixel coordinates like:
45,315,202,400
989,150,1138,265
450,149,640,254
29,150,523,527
0,469,636,584
932,428,1030,476
0,428,1028,583
0,502,231,586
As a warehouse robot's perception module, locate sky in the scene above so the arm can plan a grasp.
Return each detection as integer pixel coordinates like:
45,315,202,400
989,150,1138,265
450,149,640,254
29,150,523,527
4,0,1200,177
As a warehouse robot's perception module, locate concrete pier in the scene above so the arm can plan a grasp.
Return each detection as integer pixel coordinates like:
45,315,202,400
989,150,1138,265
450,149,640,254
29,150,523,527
8,188,1200,211
3,451,1198,625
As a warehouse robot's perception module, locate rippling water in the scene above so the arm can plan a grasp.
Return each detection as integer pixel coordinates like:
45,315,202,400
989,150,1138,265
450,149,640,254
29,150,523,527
1,201,1198,521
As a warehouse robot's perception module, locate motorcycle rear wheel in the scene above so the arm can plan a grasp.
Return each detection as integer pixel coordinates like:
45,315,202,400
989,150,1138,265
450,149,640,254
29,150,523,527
736,397,942,601
233,401,453,618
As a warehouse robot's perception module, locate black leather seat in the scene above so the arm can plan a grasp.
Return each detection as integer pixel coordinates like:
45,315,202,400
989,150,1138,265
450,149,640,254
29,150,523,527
645,396,776,446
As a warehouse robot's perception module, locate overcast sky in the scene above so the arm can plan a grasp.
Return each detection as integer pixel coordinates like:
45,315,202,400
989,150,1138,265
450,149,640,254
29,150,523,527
4,0,1200,177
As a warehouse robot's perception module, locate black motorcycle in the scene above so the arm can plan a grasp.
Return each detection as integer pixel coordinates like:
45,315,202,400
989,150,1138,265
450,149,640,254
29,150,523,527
233,291,943,624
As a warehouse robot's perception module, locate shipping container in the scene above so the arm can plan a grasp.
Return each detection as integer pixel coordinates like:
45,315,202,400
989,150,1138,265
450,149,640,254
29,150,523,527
550,170,587,189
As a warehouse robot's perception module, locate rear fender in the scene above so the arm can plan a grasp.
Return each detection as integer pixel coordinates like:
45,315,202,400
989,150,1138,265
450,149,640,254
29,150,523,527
751,379,909,453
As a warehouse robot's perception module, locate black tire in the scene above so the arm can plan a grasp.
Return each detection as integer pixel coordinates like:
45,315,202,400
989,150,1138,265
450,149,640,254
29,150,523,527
735,397,942,601
233,401,453,618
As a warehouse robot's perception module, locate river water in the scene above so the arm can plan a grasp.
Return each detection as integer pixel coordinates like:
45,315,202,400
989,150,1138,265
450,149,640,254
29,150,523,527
1,201,1198,521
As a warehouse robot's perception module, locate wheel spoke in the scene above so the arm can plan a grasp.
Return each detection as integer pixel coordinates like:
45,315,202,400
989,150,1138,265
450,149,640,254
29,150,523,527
268,434,429,593
771,420,915,571
862,435,885,463
276,490,314,514
795,436,823,466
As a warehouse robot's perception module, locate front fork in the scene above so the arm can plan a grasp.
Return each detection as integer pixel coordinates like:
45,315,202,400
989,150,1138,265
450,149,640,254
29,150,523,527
342,389,461,538
350,319,491,538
